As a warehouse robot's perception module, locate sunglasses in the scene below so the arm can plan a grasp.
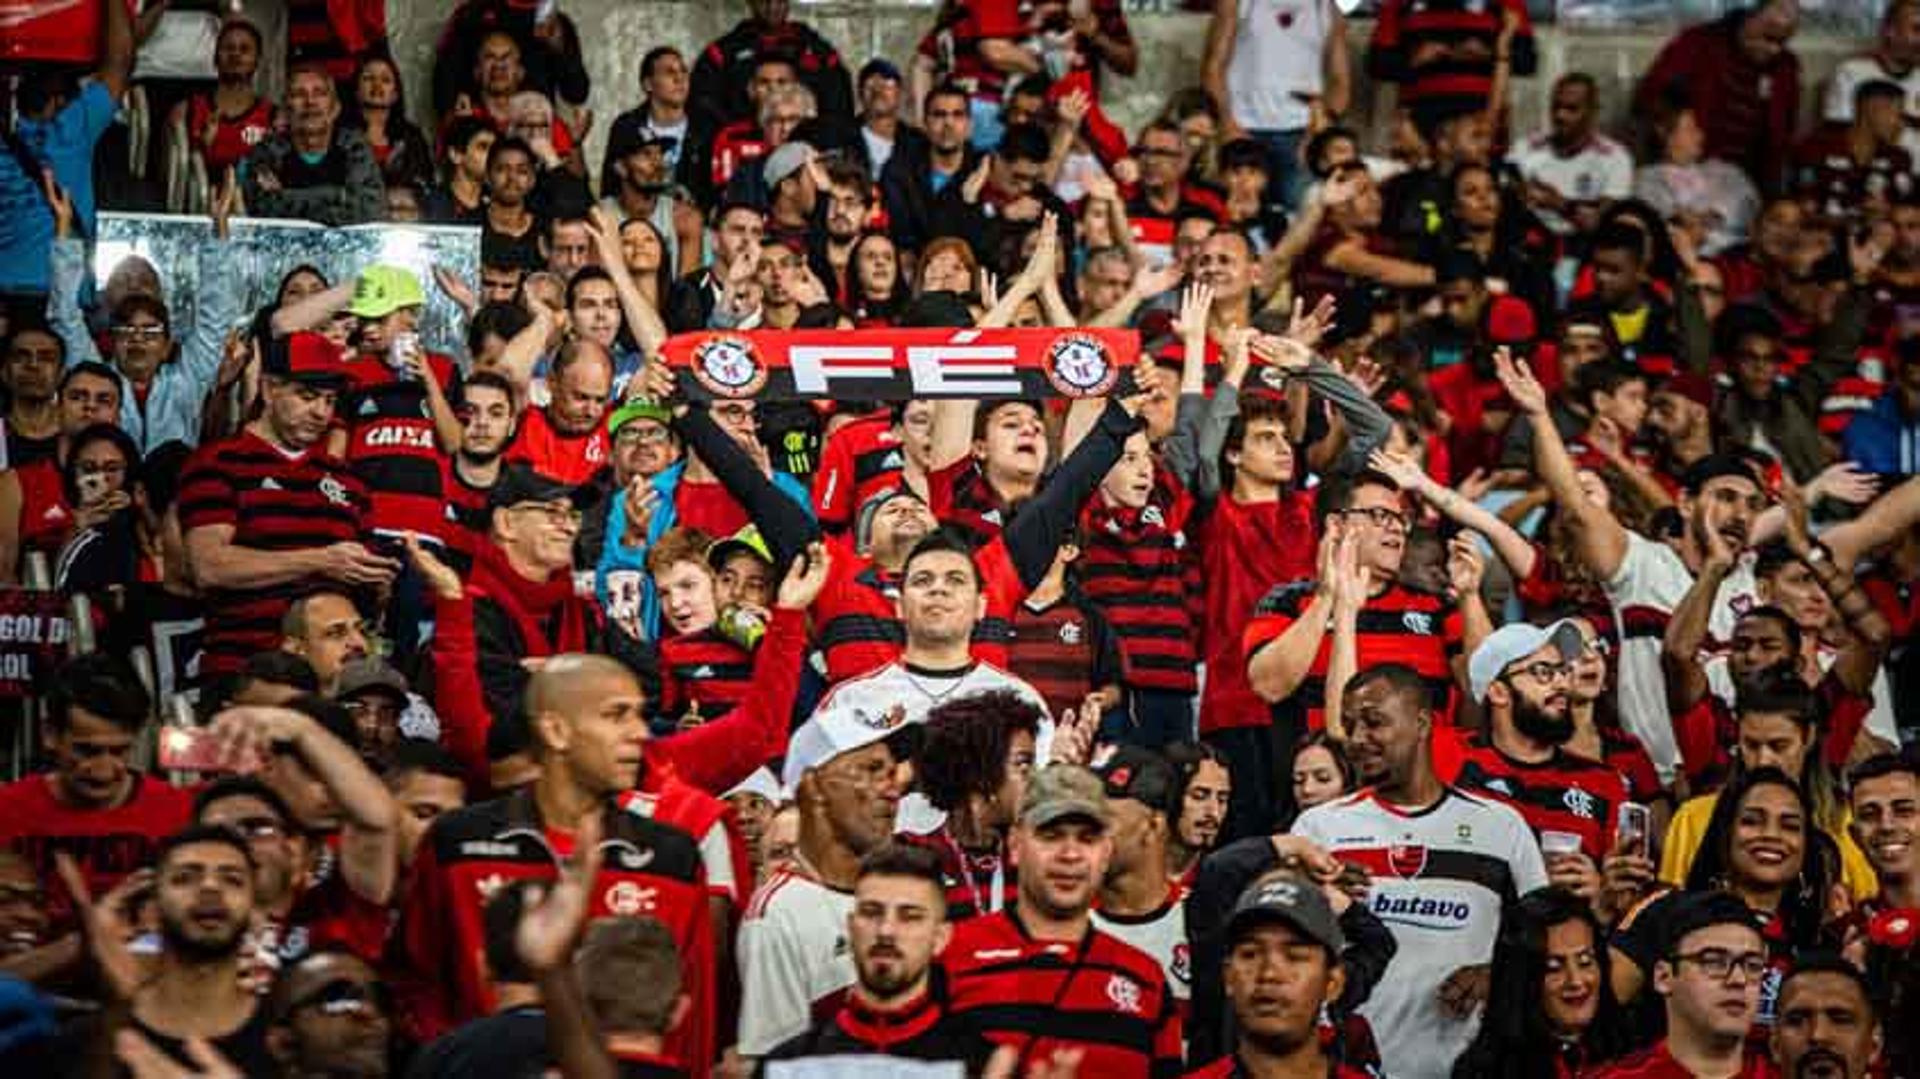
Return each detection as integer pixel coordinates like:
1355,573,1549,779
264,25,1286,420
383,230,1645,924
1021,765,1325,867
291,977,389,1018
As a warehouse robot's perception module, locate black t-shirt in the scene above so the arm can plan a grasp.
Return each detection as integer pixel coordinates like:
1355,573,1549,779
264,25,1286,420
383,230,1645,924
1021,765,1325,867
405,1005,549,1079
5,425,56,469
126,1004,275,1078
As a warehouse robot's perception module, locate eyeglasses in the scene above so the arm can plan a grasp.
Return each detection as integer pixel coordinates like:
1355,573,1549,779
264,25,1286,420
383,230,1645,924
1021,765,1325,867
0,882,43,905
1506,661,1573,684
1579,636,1609,658
515,502,583,526
112,324,167,340
1344,506,1410,532
615,425,671,446
290,977,390,1018
1671,948,1769,982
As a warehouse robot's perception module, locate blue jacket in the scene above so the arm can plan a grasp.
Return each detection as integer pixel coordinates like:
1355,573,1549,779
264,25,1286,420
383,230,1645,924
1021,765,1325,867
51,234,242,452
1842,393,1920,475
594,460,814,641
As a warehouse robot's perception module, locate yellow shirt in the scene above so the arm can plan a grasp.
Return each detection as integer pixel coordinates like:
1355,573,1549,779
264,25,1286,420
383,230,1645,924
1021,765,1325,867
1658,793,1878,900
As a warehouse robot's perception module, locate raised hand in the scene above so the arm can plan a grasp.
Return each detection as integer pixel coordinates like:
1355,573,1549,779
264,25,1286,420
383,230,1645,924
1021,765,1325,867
1368,448,1426,492
1283,294,1338,351
1445,533,1485,601
405,532,463,601
1490,346,1547,415
1171,282,1214,344
56,854,146,1002
775,542,832,610
43,171,73,240
962,156,993,205
432,264,478,313
1249,332,1312,372
210,167,241,240
515,813,603,975
1342,355,1385,397
1130,260,1184,301
1808,460,1880,507
1320,168,1364,208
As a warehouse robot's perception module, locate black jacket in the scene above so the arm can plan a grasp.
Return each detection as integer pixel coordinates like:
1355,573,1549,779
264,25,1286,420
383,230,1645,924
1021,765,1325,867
880,140,983,256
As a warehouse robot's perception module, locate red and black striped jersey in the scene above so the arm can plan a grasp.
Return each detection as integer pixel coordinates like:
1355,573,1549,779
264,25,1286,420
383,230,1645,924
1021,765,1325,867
811,533,1020,685
659,627,756,722
1368,0,1537,114
1599,725,1664,807
812,413,906,533
893,826,1017,922
1450,741,1630,863
929,457,1013,552
1078,467,1203,693
1671,673,1873,793
437,465,492,576
336,352,459,540
1006,591,1124,720
1182,1054,1375,1079
1243,580,1463,732
177,430,370,680
940,909,1184,1079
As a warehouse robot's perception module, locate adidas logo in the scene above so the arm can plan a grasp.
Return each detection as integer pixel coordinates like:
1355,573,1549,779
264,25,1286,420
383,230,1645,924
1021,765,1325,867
359,399,378,416
690,665,715,678
259,477,283,491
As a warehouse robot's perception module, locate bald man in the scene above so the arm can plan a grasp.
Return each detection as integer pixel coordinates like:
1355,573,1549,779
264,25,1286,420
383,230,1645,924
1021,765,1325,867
393,652,722,1064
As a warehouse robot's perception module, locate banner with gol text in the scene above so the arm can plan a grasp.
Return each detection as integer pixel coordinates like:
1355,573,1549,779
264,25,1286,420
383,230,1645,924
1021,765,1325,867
660,327,1142,402
0,589,69,700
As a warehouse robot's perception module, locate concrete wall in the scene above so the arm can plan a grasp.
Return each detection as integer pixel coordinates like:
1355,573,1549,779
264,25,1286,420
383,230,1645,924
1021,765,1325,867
370,3,1873,187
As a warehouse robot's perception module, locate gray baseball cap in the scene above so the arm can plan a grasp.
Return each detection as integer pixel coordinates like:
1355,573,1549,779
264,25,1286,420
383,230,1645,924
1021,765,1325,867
1019,764,1110,830
1467,618,1585,704
1226,871,1345,953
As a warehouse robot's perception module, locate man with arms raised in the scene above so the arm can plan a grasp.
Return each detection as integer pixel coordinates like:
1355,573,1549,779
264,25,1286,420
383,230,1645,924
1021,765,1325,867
1290,664,1547,1079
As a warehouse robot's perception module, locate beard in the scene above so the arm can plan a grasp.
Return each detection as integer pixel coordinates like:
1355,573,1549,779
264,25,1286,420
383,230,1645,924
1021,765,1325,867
856,945,923,1000
1512,694,1574,746
159,911,245,962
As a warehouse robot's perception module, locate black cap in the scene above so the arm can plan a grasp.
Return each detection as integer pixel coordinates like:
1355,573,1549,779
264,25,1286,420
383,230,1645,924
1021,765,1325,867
487,462,595,514
1088,744,1176,813
1219,137,1271,174
859,58,903,85
1679,453,1763,495
1226,871,1346,953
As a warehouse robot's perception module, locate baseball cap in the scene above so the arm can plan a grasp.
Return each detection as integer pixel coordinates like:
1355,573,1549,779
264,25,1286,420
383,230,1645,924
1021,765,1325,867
1661,371,1717,410
608,398,673,437
1225,871,1346,953
782,694,917,789
488,462,594,514
1019,764,1110,830
763,141,817,189
346,265,426,320
859,58,902,85
1088,744,1175,813
335,658,409,704
855,486,926,551
708,523,773,571
723,766,785,803
1468,618,1584,704
263,332,350,387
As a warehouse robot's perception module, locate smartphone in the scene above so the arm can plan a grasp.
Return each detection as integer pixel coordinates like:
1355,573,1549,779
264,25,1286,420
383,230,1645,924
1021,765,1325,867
76,471,110,503
158,726,226,773
1617,802,1652,856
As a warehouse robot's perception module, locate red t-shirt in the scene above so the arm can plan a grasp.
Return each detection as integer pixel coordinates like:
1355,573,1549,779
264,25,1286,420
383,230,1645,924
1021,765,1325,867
1197,490,1316,733
0,773,195,929
504,405,608,486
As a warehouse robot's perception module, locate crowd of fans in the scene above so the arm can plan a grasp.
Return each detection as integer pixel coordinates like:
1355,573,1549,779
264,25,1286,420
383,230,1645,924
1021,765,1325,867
2,0,1920,1075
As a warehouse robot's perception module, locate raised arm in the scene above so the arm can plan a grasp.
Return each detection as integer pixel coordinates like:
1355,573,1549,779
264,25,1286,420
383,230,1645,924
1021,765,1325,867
587,204,669,359
660,376,821,569
1779,483,1889,697
270,280,357,338
1247,529,1341,703
495,292,559,395
1371,449,1537,581
1493,346,1629,579
1003,396,1143,589
1321,531,1364,739
1192,327,1255,500
1661,535,1733,716
1202,0,1241,136
1158,283,1214,489
211,705,401,904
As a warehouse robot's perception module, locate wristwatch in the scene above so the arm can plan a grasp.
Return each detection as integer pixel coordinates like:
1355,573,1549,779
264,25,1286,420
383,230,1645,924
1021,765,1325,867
1806,541,1833,567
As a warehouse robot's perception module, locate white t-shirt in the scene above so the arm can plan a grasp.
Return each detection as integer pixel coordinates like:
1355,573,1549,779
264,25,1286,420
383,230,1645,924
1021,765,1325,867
1292,789,1548,1079
1509,133,1635,235
806,660,1054,843
861,125,895,180
736,864,856,1056
1225,0,1334,132
1092,897,1190,1006
1604,532,1752,782
1824,55,1920,163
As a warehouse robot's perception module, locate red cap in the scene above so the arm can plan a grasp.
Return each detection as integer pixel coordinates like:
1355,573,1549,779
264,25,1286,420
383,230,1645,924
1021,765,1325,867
1661,372,1716,410
267,332,350,386
1485,295,1537,344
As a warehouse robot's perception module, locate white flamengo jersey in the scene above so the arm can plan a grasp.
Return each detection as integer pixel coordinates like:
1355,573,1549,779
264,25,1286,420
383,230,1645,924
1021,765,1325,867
736,864,856,1056
1604,531,1752,781
1093,897,1191,1007
1292,788,1548,1079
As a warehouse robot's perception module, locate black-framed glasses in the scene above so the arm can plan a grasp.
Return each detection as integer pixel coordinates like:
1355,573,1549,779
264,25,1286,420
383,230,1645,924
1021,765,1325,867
1671,948,1768,982
291,977,390,1018
1506,661,1573,684
1344,506,1410,532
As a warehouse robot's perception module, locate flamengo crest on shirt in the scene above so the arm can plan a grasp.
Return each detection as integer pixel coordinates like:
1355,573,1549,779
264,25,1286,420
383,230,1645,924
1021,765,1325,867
662,327,1143,402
